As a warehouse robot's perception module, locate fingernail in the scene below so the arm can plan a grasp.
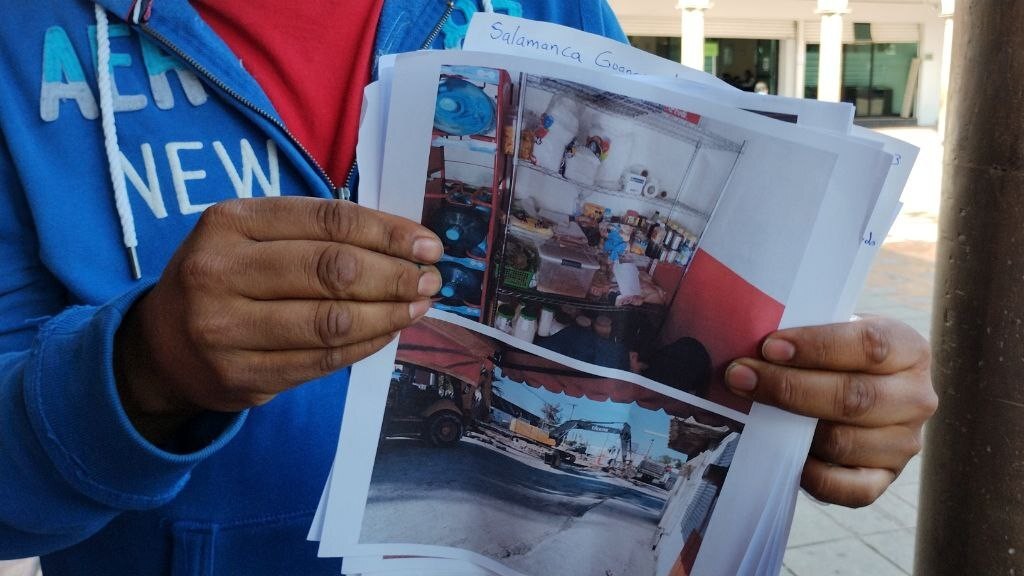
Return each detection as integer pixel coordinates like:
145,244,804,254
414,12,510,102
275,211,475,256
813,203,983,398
725,362,758,392
418,272,441,297
412,238,443,262
409,300,432,320
762,338,796,362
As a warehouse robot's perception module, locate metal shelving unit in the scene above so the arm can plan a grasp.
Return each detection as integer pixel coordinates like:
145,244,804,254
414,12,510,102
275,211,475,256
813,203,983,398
427,67,514,324
527,76,745,154
493,72,746,345
518,75,746,225
520,162,712,220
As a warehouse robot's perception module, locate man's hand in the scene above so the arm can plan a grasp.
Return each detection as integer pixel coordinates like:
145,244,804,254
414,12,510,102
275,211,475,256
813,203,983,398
725,316,937,507
115,197,443,444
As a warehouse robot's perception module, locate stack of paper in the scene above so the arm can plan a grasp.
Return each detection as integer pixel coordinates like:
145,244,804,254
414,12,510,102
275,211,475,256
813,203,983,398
310,14,917,576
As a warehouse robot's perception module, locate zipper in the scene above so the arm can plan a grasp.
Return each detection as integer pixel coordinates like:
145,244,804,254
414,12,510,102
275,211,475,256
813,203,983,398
338,0,456,202
422,0,456,50
339,163,358,201
138,25,341,198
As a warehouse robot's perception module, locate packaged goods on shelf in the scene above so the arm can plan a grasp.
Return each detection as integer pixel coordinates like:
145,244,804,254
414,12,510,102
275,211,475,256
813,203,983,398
563,145,601,185
592,116,635,190
536,241,601,299
436,261,484,306
531,93,581,171
434,76,496,137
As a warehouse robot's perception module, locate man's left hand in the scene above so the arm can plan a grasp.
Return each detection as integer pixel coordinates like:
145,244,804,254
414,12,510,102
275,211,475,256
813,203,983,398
725,316,937,508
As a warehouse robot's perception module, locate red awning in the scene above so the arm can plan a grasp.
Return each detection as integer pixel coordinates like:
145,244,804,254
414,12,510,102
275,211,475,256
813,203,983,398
501,348,734,424
396,318,498,387
399,318,737,428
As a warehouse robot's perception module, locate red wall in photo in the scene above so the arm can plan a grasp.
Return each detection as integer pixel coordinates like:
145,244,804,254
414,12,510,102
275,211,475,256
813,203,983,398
659,249,785,413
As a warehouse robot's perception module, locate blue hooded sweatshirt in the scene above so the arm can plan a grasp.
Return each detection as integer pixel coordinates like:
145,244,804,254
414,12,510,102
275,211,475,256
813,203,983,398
0,0,625,574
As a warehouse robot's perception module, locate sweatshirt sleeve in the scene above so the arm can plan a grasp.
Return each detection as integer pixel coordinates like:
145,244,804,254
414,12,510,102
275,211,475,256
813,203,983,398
0,138,246,559
584,0,629,43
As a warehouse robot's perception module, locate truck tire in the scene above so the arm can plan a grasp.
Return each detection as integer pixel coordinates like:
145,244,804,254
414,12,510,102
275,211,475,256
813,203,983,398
424,410,463,447
548,451,562,469
548,450,575,469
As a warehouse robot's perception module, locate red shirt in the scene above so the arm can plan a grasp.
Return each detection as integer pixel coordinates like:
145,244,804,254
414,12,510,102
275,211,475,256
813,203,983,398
192,0,386,187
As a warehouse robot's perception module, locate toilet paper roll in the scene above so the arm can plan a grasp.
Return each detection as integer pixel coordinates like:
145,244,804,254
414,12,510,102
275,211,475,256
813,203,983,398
642,178,660,198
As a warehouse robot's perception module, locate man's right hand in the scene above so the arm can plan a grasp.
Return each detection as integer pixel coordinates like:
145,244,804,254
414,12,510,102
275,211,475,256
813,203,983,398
114,197,443,444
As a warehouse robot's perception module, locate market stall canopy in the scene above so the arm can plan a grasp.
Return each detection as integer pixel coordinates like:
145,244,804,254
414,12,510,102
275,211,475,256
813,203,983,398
396,318,498,386
404,318,739,430
502,348,736,428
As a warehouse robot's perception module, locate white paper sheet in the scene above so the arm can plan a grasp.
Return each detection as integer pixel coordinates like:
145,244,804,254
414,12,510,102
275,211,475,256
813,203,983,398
314,18,916,575
316,48,880,575
465,13,731,88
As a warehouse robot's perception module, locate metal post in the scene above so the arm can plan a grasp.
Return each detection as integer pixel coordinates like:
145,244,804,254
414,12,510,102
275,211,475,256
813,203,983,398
916,1,1024,574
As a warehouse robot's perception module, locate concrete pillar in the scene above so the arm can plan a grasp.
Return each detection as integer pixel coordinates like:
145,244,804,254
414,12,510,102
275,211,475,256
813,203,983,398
778,37,796,98
678,0,710,71
916,1,1024,575
815,0,848,102
794,20,807,99
936,0,955,139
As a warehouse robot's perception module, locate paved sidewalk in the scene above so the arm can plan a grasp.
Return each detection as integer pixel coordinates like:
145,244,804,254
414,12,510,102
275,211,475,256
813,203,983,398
782,127,942,576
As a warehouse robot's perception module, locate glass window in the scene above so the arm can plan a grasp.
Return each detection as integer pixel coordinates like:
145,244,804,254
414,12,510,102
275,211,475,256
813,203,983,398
709,39,779,94
805,42,918,116
629,36,681,63
804,44,820,99
843,42,919,117
630,37,780,95
872,43,919,114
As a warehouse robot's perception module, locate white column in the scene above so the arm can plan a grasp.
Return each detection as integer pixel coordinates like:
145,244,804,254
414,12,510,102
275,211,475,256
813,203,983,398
938,0,956,138
816,0,848,102
778,38,796,98
794,20,807,99
678,0,711,71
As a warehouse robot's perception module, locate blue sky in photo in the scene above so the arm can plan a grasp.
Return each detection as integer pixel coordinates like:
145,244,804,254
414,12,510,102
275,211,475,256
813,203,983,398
493,369,687,464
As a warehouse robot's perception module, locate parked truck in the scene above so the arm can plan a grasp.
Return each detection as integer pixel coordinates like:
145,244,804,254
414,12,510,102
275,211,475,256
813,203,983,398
382,362,488,447
546,420,633,470
508,418,556,446
634,458,671,487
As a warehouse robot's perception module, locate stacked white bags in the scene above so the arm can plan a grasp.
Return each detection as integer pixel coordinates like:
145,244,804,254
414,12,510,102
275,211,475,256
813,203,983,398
532,94,580,171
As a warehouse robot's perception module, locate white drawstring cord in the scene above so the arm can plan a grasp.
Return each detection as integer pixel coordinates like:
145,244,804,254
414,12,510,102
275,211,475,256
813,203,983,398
94,4,142,280
128,0,153,24
481,0,495,13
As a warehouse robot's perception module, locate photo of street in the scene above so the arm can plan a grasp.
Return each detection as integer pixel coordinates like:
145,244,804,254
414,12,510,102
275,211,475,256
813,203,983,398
363,438,666,575
359,317,744,576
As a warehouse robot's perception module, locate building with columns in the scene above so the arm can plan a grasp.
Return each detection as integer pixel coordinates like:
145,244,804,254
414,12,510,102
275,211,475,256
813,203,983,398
608,0,955,126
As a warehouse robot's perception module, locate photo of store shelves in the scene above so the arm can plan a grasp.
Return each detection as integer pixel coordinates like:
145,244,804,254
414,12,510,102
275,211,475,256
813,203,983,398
424,67,514,322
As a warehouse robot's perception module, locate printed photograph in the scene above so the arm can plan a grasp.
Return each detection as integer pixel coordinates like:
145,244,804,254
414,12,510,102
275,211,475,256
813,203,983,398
359,317,744,576
422,66,785,412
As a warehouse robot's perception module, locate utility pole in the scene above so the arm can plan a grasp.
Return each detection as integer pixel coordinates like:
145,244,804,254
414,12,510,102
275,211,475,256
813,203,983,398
916,1,1024,574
